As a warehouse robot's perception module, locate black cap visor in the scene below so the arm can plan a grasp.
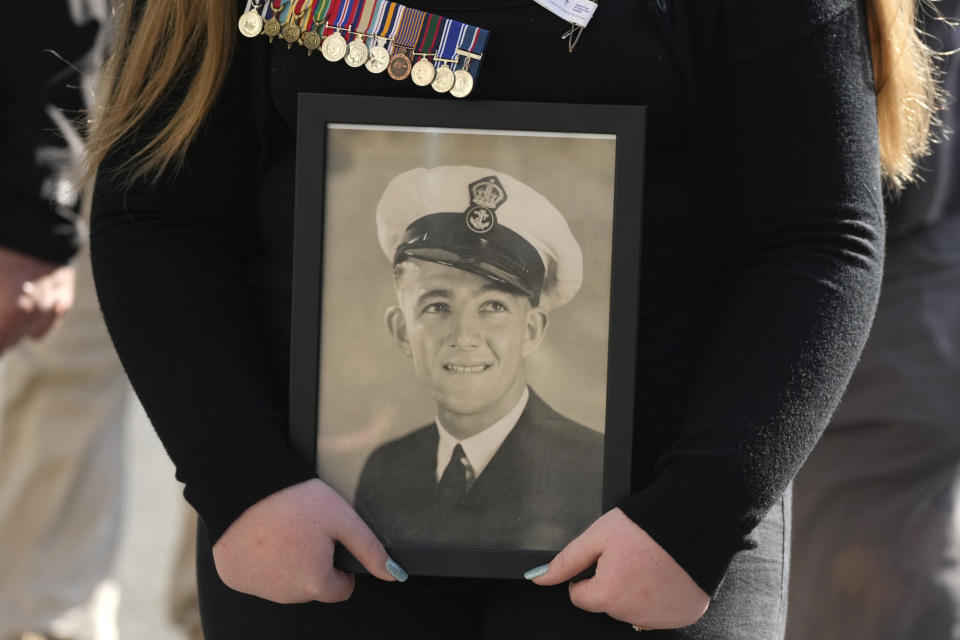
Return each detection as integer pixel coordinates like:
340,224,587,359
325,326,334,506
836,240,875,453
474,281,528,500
394,213,545,307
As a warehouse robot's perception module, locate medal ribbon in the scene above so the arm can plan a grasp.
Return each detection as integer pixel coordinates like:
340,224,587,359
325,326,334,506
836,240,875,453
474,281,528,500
321,0,347,35
392,6,425,51
433,19,464,68
243,0,269,18
298,0,316,28
373,1,400,43
333,0,360,30
384,5,406,45
351,0,377,40
414,13,443,60
305,0,332,31
287,0,310,25
366,0,388,36
340,0,367,39
267,0,285,20
456,24,489,80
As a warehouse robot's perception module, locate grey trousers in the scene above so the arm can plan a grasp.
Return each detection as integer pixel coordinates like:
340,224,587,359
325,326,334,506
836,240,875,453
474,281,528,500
788,257,960,640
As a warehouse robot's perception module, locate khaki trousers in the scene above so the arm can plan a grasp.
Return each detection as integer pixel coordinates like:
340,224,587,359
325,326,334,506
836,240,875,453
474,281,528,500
0,248,127,640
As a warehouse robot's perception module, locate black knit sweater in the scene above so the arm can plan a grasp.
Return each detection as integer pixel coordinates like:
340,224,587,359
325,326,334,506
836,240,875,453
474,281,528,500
91,0,883,595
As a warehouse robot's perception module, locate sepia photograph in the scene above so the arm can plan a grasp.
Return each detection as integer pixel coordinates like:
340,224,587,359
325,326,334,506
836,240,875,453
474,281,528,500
290,95,644,576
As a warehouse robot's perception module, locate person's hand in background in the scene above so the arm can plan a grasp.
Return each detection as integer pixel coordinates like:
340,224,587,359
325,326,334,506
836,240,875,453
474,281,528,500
0,246,75,355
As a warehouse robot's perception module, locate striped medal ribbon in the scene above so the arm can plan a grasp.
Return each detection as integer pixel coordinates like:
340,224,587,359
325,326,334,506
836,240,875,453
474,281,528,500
430,19,464,93
261,0,286,42
343,0,378,67
302,0,333,54
239,0,490,98
409,13,444,86
280,0,311,48
366,2,403,74
450,23,488,98
320,0,350,61
386,6,425,81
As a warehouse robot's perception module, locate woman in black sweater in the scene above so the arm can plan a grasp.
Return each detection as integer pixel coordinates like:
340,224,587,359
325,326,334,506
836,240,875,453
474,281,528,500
87,0,939,637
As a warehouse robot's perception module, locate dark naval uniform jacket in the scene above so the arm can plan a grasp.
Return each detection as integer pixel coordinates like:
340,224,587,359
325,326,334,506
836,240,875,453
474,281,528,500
354,390,603,551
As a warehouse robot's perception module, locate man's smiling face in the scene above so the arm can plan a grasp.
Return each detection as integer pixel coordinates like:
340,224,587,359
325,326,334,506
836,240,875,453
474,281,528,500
387,258,548,438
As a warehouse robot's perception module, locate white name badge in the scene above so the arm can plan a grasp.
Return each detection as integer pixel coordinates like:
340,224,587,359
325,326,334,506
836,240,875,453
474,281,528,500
532,0,598,29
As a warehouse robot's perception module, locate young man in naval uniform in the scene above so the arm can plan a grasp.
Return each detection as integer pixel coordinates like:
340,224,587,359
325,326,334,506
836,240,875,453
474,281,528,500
354,165,603,552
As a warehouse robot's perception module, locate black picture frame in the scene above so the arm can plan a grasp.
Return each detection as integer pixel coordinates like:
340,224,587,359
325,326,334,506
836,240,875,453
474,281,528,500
290,93,645,579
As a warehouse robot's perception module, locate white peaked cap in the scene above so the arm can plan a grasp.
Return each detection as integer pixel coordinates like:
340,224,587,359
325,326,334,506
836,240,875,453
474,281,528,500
375,165,583,310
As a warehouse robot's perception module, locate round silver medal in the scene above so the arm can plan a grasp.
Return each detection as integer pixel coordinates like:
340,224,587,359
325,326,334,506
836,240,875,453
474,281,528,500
431,65,455,93
344,39,370,67
450,69,474,98
321,32,348,62
238,10,264,38
410,58,436,86
365,45,390,73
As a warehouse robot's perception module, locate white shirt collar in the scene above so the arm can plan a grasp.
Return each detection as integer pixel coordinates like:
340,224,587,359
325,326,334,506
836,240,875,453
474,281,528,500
435,387,530,485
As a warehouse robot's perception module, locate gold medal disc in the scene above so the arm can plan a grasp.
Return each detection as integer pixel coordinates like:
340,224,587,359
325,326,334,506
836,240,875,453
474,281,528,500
365,45,390,73
411,58,436,86
321,32,348,62
281,22,302,45
387,52,412,81
450,69,474,98
262,17,282,39
344,39,370,67
302,30,322,52
238,11,264,37
431,65,455,93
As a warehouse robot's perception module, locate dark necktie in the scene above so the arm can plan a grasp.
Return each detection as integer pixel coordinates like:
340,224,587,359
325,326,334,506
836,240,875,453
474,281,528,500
437,444,470,504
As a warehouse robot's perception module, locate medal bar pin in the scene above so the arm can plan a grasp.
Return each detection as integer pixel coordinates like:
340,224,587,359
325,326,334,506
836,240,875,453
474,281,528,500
454,48,482,60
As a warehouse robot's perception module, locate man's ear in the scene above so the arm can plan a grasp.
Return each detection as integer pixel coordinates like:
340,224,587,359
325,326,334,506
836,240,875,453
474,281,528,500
521,307,549,357
385,306,413,357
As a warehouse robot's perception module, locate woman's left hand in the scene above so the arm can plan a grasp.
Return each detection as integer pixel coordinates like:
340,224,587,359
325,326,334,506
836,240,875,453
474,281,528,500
530,507,711,630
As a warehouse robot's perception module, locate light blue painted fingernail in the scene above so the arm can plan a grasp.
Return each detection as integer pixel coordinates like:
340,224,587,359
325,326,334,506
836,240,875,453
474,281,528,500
523,564,550,580
386,557,408,582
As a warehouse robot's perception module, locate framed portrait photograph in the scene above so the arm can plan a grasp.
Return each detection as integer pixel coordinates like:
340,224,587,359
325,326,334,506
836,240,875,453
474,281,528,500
290,94,645,579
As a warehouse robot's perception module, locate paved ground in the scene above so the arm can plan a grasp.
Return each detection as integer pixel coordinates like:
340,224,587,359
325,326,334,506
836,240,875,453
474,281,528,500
115,394,189,640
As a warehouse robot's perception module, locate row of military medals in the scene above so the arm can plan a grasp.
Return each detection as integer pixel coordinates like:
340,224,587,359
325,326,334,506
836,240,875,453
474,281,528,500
238,0,488,98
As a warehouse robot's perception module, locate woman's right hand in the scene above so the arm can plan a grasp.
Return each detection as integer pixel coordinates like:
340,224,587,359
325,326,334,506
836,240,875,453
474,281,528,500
211,478,401,603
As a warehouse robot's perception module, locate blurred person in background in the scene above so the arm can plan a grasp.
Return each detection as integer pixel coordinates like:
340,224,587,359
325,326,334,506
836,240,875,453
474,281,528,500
0,2,124,639
0,1,202,639
787,3,960,639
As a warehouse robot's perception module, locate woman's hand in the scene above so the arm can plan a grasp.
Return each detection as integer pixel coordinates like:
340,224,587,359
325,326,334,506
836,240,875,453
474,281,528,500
212,478,402,604
530,508,710,630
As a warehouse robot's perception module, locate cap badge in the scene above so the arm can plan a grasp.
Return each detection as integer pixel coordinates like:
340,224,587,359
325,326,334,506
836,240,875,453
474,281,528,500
464,176,507,234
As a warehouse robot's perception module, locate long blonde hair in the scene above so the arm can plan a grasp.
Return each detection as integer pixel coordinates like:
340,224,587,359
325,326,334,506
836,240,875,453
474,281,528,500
85,0,944,190
85,1,235,183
